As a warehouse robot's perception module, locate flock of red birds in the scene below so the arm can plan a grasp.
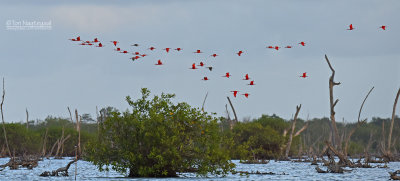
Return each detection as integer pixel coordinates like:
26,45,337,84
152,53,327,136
69,24,386,98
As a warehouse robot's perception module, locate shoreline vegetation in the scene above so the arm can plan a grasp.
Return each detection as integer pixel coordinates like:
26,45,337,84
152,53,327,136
0,55,399,178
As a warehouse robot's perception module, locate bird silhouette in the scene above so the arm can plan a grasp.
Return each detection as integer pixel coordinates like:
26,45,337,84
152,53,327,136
141,54,147,57
111,41,118,46
134,52,140,55
206,66,213,71
202,77,209,81
237,50,243,56
131,56,140,60
175,48,182,51
243,74,250,80
148,47,156,51
96,43,104,47
155,60,163,65
194,50,203,53
198,62,205,67
93,38,99,43
79,42,86,45
274,46,280,50
300,72,308,78
267,46,274,49
242,93,250,98
131,44,139,47
379,25,386,30
211,53,218,57
285,46,292,48
120,50,128,54
69,36,80,41
231,91,239,97
190,63,198,69
299,42,306,46
347,24,354,30
248,81,255,85
115,47,121,51
223,72,231,78
164,48,171,53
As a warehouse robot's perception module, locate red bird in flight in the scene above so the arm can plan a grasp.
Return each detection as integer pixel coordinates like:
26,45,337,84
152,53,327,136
274,46,280,50
69,36,80,41
96,43,104,47
299,42,306,46
134,52,140,55
202,77,209,81
111,41,118,46
194,50,203,54
175,48,182,51
141,54,147,57
243,74,250,80
379,25,386,30
115,47,121,51
231,91,239,98
248,81,255,85
211,53,218,57
285,46,292,48
347,24,354,30
198,62,205,67
223,72,231,78
237,50,243,56
131,56,140,60
155,60,163,65
267,46,274,49
164,48,171,53
148,47,156,51
300,72,308,78
190,63,198,69
93,38,99,43
120,50,128,54
242,93,250,98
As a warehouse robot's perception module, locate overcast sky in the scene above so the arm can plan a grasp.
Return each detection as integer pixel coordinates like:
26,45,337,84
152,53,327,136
0,0,399,123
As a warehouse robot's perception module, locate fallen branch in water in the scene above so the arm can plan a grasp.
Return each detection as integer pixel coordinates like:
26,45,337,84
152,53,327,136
40,159,77,177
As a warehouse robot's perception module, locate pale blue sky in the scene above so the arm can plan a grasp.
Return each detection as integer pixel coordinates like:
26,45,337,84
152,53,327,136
0,0,399,123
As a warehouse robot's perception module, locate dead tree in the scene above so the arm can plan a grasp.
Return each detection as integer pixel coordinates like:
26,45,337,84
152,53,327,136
227,96,238,124
40,159,77,177
343,86,374,157
75,110,81,157
26,108,29,129
201,92,208,112
387,88,400,159
0,78,11,157
285,104,302,159
41,128,48,157
325,55,341,150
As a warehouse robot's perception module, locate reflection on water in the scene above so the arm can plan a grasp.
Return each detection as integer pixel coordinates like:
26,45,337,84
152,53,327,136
0,158,397,180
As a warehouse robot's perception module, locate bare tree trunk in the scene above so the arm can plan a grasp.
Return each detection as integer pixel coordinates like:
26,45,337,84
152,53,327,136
75,110,81,157
325,55,341,150
344,86,374,156
381,121,386,154
96,106,100,134
388,88,400,154
26,108,29,129
67,107,73,126
227,97,238,123
285,104,302,159
201,92,208,112
41,128,48,157
0,78,11,157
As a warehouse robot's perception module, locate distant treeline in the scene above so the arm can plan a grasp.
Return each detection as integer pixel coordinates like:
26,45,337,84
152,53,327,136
0,111,399,160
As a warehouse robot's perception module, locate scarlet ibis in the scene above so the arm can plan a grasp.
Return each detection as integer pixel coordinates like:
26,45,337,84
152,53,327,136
242,93,250,98
237,50,243,56
87,43,93,46
111,41,118,46
206,67,213,71
134,52,140,55
131,44,139,47
223,72,231,78
231,91,239,97
299,42,306,46
267,46,274,49
96,43,103,47
84,41,91,43
274,46,280,50
164,48,171,53
300,72,308,78
190,63,198,69
120,50,128,54
93,38,99,43
131,56,140,60
347,24,354,30
379,25,386,30
243,74,250,80
194,50,203,53
79,42,86,45
141,54,147,57
69,36,80,41
198,62,205,67
175,48,182,51
148,47,156,51
155,60,163,65
248,81,255,85
202,77,209,81
115,47,121,51
285,46,292,48
211,54,218,57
